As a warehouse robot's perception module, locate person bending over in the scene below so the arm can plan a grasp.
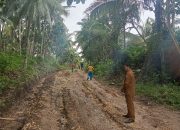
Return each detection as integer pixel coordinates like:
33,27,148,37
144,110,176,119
87,65,94,80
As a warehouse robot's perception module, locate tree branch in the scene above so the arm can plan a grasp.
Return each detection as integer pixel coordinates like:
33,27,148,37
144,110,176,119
131,22,147,43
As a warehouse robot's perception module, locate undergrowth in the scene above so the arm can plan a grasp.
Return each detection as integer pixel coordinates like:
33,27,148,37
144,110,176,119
136,83,180,110
0,52,61,94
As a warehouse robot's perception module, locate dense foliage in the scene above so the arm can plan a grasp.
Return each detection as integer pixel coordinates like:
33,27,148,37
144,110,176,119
74,0,180,109
77,0,180,84
0,0,78,92
0,52,61,93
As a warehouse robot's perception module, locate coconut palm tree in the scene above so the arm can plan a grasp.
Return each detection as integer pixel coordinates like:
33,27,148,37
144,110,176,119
66,0,86,6
1,0,68,68
85,0,140,48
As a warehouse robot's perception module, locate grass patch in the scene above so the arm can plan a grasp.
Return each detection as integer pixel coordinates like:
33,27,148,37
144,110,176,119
136,83,180,110
0,52,62,93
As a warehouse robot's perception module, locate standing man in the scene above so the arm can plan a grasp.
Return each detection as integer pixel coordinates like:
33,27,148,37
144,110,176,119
80,62,84,70
87,65,94,80
121,64,136,123
71,63,75,72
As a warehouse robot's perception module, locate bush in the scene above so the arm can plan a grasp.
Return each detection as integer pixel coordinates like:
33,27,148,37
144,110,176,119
136,83,180,109
0,80,6,93
124,44,146,68
94,60,113,77
0,53,24,92
0,53,9,73
0,52,61,93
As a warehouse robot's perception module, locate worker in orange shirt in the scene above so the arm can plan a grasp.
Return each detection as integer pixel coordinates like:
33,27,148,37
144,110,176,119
87,65,94,80
121,64,136,123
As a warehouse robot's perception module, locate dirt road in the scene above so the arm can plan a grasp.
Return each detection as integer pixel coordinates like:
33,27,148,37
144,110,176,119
1,70,180,130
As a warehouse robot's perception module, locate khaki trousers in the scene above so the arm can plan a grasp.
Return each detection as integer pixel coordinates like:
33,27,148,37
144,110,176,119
125,94,135,120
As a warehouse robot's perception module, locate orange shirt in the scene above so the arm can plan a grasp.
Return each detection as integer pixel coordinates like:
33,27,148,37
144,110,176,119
88,66,94,72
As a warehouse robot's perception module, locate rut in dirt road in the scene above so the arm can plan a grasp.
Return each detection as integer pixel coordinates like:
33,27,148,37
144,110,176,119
0,70,180,130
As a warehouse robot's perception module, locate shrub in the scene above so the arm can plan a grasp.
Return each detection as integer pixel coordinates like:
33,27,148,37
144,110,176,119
136,83,180,110
124,44,146,68
94,60,113,77
0,53,9,73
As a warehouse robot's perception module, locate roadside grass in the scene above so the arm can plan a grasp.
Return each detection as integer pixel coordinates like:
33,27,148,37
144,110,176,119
0,52,61,93
95,73,180,110
136,83,180,110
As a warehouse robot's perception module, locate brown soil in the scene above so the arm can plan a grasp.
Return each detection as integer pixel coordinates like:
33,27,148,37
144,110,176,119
0,70,180,130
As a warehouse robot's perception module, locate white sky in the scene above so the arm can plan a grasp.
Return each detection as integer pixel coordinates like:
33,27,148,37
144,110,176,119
63,0,155,38
63,0,94,34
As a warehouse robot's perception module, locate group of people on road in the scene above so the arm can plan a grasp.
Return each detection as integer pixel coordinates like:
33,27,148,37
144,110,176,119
70,62,136,123
70,62,94,80
70,62,85,72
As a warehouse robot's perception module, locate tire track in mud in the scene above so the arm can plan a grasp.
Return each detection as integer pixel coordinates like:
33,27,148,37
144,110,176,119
80,78,178,130
85,81,177,130
2,71,180,130
50,89,67,130
0,73,57,130
22,73,57,130
23,71,81,130
54,71,84,130
70,82,119,130
61,88,84,130
81,81,135,130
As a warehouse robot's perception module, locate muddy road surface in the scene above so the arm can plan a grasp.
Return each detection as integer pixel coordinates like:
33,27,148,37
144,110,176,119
0,70,180,130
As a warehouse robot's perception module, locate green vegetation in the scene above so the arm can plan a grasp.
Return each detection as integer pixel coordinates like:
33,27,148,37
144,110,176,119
76,0,180,109
136,83,180,110
77,0,180,81
0,52,60,93
94,60,113,78
0,0,80,103
66,0,85,6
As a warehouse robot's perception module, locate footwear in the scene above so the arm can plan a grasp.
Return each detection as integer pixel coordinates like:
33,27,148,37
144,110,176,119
124,118,135,123
123,114,129,118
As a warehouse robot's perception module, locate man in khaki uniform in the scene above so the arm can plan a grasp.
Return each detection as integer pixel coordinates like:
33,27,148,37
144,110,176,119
121,64,136,123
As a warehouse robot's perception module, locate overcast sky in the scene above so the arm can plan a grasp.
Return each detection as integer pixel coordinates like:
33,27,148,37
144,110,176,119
63,0,94,34
63,1,155,36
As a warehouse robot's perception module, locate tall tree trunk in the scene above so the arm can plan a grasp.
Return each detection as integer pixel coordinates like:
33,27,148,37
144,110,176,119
2,27,5,52
19,20,22,56
0,23,2,52
0,24,5,52
155,0,163,32
24,20,31,69
40,31,44,59
30,28,35,55
122,0,126,49
156,0,164,83
166,0,171,29
43,46,46,59
171,0,175,31
123,24,126,49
